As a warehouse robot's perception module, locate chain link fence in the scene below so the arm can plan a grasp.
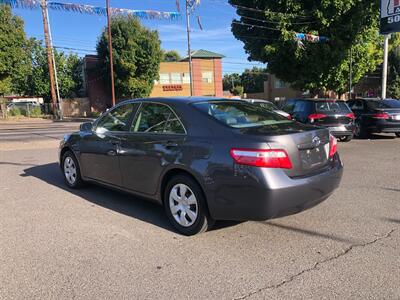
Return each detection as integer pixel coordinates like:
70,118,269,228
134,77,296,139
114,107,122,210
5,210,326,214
0,101,61,119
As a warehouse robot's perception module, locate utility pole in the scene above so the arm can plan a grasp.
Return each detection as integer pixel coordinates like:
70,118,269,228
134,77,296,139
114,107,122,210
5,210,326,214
40,0,57,115
349,46,353,100
382,34,390,99
185,0,193,96
45,7,62,119
106,0,116,106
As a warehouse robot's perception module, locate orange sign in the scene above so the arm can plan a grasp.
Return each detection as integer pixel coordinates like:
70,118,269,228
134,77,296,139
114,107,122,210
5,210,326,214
162,84,183,91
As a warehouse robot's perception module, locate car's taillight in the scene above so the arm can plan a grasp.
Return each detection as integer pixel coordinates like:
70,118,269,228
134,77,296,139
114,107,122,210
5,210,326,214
329,134,337,158
346,112,355,119
287,114,292,120
372,112,389,119
308,113,327,122
230,148,292,169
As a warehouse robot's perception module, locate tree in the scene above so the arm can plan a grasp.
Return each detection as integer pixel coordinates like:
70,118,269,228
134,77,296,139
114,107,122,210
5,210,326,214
229,0,382,95
97,16,162,99
223,73,241,91
232,85,244,96
162,50,182,62
0,5,31,95
24,39,83,101
388,33,400,98
240,67,268,93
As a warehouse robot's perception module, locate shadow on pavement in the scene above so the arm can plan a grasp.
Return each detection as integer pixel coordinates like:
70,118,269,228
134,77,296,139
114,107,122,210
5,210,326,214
357,134,397,140
381,187,400,193
21,163,241,234
21,163,175,233
381,217,400,224
262,221,356,244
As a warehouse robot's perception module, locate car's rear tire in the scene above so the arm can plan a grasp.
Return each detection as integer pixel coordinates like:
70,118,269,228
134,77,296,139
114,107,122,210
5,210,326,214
354,120,368,139
395,132,400,138
164,175,214,236
339,135,353,142
62,150,84,188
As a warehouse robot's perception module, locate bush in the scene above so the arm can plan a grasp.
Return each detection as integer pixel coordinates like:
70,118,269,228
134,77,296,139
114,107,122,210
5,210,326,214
29,106,42,118
231,85,244,97
90,111,101,118
9,107,22,116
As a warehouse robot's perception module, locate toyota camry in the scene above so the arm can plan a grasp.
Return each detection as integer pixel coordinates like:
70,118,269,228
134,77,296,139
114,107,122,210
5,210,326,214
59,97,343,235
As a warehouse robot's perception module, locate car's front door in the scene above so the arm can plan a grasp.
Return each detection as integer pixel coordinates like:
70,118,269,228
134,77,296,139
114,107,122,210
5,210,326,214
118,102,187,195
79,103,137,186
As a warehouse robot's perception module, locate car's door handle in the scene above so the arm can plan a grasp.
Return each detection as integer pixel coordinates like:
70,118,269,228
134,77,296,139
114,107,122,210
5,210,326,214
164,141,179,148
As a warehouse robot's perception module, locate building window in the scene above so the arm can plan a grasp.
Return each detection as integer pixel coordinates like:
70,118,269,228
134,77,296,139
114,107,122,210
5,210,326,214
170,73,182,84
202,71,213,83
274,79,286,89
182,73,190,84
159,73,170,84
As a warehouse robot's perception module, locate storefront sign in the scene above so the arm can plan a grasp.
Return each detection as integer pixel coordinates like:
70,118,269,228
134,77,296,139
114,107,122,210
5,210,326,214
162,85,183,91
381,0,400,34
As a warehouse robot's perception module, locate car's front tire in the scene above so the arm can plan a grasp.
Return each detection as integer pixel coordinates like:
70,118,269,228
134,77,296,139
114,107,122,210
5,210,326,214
354,120,368,139
164,175,214,235
62,150,84,189
339,135,353,142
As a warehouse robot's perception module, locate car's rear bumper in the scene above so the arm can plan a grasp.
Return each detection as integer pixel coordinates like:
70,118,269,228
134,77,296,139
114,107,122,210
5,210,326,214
367,122,400,133
207,154,343,221
325,124,355,137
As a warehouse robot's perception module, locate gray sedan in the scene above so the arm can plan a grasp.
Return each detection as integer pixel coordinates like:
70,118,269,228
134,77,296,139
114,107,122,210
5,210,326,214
59,97,343,235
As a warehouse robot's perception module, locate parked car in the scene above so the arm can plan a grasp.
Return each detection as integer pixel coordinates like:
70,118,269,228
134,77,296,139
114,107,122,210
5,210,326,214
282,98,355,142
347,98,400,138
243,99,292,119
59,97,343,235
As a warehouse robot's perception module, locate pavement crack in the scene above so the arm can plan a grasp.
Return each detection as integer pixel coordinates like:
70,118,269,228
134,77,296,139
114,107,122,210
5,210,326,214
233,229,396,300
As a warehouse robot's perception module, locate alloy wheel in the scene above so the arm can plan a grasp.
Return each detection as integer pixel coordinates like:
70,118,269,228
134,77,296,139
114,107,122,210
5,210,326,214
169,183,198,227
64,156,77,185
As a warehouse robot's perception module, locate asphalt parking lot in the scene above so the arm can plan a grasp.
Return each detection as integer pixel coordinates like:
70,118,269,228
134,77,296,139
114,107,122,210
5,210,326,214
0,120,399,299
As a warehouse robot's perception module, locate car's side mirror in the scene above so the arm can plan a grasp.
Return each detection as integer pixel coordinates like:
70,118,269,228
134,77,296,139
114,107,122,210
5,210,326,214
80,122,93,132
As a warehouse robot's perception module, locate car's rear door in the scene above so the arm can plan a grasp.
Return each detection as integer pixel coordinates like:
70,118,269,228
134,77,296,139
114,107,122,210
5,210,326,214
79,102,137,186
118,102,186,195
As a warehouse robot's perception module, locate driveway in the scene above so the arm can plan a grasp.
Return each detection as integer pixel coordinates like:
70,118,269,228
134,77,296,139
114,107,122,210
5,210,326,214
0,120,399,299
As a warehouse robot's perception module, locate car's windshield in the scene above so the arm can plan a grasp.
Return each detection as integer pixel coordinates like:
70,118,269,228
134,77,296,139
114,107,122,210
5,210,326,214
193,101,291,128
315,101,351,113
367,99,400,109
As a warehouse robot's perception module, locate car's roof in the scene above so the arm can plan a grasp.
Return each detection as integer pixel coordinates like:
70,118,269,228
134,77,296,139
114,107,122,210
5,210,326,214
289,98,346,102
356,98,399,101
119,96,239,105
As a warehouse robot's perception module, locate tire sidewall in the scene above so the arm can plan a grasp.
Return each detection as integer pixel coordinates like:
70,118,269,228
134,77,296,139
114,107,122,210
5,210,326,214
62,151,83,188
164,175,211,236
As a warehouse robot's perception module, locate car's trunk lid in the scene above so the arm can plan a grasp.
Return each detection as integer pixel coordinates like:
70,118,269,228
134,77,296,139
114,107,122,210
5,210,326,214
238,124,331,178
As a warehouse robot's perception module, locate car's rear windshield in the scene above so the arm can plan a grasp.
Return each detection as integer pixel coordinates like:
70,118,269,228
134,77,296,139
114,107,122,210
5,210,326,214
315,101,351,113
254,101,277,110
192,101,291,128
367,99,400,109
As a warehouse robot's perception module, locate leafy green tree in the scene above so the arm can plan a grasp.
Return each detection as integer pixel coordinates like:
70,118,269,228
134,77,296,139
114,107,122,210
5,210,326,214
0,5,31,95
97,16,162,99
388,34,400,99
229,0,382,95
223,73,241,91
25,39,83,101
162,50,182,62
240,67,268,93
232,85,244,96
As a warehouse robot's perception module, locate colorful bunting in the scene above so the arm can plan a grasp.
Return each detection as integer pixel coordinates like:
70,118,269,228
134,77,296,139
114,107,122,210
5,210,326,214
197,15,203,30
294,32,329,43
0,0,181,20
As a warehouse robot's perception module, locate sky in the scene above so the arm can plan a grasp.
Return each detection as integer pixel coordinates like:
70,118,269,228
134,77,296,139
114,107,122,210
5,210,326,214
10,0,266,74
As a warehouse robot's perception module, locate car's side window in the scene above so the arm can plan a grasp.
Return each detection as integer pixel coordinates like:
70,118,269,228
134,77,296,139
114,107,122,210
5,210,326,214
349,100,363,111
283,100,295,113
131,103,185,134
293,101,306,113
96,103,134,132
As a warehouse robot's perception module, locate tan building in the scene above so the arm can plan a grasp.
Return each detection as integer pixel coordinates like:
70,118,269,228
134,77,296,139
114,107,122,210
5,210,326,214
84,50,224,112
150,49,224,98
